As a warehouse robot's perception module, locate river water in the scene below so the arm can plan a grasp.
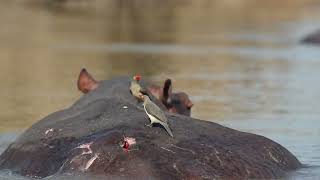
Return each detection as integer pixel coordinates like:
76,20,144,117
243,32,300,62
1,0,320,179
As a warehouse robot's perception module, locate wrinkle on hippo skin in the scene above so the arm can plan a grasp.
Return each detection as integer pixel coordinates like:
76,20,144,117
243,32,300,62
0,75,301,179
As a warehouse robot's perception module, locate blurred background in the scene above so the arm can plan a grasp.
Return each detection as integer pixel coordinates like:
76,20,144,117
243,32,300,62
1,0,320,179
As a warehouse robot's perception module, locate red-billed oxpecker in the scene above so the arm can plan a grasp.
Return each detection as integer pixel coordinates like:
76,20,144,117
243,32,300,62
130,75,146,101
142,95,173,137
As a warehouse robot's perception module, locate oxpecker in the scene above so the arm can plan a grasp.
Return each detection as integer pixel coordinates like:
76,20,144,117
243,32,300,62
142,95,174,137
130,75,145,101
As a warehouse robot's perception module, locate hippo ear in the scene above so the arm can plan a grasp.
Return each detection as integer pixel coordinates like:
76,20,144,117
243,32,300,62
162,79,172,103
77,68,99,93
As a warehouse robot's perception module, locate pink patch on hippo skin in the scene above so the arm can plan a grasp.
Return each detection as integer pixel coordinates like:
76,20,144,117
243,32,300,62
76,142,93,155
124,137,136,146
169,108,177,114
121,136,137,152
84,153,99,171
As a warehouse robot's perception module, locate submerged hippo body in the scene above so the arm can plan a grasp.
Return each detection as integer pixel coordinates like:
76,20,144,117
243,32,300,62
301,30,320,44
0,75,301,179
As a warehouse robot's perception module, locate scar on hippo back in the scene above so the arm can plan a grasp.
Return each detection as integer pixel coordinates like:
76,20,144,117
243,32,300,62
77,68,99,93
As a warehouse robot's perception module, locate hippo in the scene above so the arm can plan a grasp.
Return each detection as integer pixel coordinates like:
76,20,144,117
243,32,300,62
301,30,320,44
148,79,193,116
78,69,193,116
0,69,301,179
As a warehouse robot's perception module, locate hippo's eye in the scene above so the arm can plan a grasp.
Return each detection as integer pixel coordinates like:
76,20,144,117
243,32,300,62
187,106,191,110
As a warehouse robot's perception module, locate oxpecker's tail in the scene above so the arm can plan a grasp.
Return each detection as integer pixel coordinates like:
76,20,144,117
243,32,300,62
161,122,174,137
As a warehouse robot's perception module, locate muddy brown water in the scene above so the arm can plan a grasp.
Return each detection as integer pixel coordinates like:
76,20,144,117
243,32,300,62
1,0,320,179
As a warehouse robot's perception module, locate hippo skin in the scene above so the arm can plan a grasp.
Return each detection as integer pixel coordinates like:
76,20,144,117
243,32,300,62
301,30,320,44
0,76,301,179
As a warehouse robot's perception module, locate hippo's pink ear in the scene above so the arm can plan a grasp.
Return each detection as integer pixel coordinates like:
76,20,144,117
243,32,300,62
162,79,172,102
77,68,99,93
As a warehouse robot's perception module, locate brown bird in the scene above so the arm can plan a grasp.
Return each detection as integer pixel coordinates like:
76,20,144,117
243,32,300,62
130,75,146,101
142,95,173,137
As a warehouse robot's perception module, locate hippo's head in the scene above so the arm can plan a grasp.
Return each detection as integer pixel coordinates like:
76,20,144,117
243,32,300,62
147,79,193,116
166,92,193,116
161,79,193,116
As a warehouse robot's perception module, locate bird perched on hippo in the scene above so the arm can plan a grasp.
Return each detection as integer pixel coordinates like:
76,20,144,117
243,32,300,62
77,69,193,116
129,75,174,137
129,74,146,101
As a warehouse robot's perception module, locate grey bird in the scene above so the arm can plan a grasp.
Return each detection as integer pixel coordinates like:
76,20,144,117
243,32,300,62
142,95,174,137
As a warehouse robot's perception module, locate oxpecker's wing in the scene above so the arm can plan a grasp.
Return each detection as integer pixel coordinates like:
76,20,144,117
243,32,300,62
145,100,168,124
130,81,146,94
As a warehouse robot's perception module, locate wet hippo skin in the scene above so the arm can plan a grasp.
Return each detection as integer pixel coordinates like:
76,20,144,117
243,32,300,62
0,76,301,179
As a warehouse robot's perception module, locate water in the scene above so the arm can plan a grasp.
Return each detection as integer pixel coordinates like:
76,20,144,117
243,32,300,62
1,0,320,179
